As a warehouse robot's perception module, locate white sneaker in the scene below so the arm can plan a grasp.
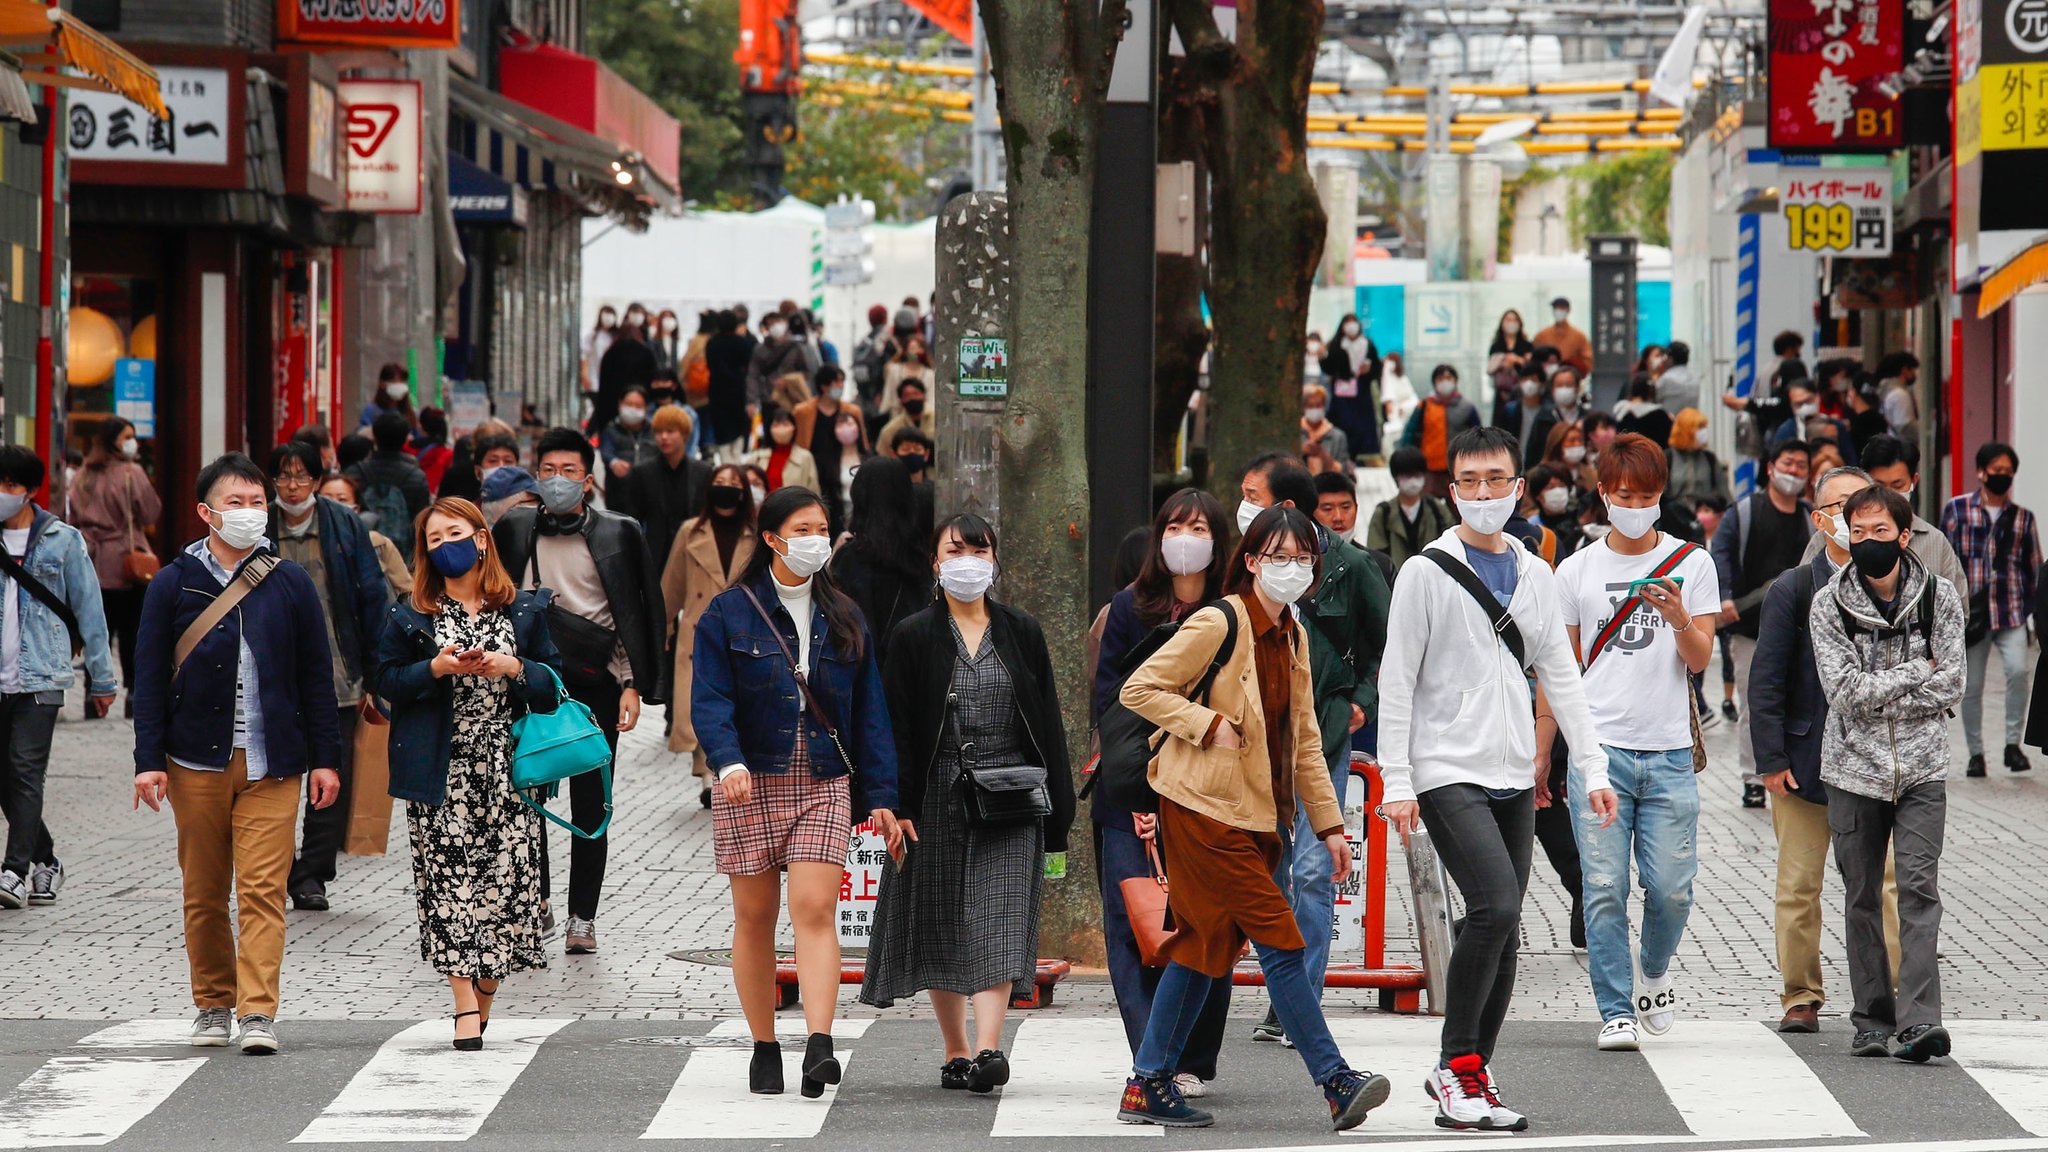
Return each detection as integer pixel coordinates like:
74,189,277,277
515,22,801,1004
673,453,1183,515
1598,1018,1640,1051
1636,973,1677,1036
189,1007,232,1047
1427,1057,1496,1130
1425,1060,1524,1130
1171,1072,1208,1098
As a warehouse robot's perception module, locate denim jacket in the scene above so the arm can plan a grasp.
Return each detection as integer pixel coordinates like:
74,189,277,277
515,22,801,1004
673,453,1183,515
691,573,900,814
8,508,118,697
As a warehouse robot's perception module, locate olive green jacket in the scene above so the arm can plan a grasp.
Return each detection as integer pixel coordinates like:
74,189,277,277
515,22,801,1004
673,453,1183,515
1304,532,1391,781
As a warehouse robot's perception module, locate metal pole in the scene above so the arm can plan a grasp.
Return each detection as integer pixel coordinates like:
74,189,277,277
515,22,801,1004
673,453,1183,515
1399,821,1455,1016
970,3,1002,191
33,0,57,501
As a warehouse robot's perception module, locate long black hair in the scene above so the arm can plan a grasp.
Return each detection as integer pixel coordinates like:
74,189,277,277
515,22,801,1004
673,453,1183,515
1222,505,1321,598
739,486,865,660
697,462,756,525
841,456,925,579
1130,487,1229,627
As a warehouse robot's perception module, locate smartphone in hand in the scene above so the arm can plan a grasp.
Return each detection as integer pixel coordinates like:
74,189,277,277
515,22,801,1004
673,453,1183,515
1626,575,1684,596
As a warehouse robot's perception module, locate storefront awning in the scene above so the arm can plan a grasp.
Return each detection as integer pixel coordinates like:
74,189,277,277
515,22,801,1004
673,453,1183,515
0,2,163,117
1976,233,2048,318
449,150,527,226
448,74,675,215
497,39,680,195
0,52,36,122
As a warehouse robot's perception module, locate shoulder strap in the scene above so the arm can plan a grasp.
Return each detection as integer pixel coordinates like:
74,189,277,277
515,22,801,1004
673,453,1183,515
174,554,279,677
1420,548,1528,668
0,536,81,655
1916,574,1937,655
736,583,838,736
1583,540,1699,668
1189,601,1239,705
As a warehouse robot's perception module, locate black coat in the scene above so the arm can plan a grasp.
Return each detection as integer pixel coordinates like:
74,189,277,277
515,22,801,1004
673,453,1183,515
830,544,932,671
1750,554,1833,802
882,600,1076,852
595,337,658,431
2029,560,2048,753
626,453,710,573
492,505,667,704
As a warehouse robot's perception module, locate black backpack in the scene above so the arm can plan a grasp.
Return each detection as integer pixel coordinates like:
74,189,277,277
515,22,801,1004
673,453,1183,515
1836,573,1937,659
1092,602,1239,814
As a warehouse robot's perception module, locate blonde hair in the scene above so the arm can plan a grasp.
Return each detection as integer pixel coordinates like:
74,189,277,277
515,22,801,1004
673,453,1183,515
410,497,517,615
1670,407,1708,452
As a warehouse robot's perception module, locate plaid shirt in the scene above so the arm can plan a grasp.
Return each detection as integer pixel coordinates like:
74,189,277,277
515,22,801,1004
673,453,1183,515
1940,491,2040,631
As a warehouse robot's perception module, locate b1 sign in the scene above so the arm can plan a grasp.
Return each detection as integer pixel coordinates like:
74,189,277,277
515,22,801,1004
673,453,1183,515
340,79,421,214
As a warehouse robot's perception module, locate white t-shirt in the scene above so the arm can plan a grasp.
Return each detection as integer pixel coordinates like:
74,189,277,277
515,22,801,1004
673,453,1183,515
0,527,24,693
1555,532,1722,752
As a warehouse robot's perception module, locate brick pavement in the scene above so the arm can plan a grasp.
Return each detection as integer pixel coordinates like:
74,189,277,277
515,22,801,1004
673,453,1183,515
3,654,2044,1025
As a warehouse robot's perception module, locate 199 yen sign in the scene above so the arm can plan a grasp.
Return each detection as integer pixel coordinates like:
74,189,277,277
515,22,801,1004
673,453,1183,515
1781,176,1891,257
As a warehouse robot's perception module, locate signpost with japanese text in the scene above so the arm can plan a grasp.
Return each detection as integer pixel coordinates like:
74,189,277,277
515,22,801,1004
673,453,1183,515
68,67,231,167
1766,0,1904,152
1780,164,1893,256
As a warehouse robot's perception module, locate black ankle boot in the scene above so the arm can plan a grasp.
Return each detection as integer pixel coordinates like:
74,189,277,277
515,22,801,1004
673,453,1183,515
800,1032,840,1098
750,1041,784,1095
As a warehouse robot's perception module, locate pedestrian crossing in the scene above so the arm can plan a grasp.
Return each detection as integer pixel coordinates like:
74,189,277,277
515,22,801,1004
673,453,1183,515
0,1015,2045,1149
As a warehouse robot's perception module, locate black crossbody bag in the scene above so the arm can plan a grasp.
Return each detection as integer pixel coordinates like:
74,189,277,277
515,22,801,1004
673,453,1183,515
1421,548,1530,668
0,543,82,656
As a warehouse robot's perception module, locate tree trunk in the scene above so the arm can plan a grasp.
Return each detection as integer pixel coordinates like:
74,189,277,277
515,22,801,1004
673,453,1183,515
1167,0,1327,499
1154,47,1211,489
977,0,1127,963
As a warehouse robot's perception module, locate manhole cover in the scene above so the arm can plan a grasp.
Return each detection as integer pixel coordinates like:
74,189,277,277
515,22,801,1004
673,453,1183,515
615,1034,757,1048
669,948,870,965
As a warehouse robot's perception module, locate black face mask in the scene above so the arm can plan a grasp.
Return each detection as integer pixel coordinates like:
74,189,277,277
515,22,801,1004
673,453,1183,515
1985,472,2015,496
899,453,928,475
708,485,744,512
1850,537,1903,581
903,398,927,418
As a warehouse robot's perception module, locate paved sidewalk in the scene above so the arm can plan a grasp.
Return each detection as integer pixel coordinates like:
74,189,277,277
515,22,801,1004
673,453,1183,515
2,655,2044,1024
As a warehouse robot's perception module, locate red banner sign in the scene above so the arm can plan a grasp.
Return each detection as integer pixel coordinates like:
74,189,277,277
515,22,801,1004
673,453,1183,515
277,0,460,49
1766,0,1903,151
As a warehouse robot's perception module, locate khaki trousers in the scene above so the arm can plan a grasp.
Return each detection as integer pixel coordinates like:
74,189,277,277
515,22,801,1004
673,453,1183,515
167,755,301,1019
1772,790,1900,1010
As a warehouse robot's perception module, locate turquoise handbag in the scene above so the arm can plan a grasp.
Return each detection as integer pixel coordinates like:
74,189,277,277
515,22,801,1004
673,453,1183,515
509,663,614,840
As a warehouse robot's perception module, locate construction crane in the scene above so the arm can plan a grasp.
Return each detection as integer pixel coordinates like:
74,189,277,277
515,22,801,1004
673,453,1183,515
738,0,803,206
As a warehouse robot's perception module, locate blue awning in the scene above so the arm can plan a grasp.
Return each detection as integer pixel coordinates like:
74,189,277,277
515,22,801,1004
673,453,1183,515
448,150,527,226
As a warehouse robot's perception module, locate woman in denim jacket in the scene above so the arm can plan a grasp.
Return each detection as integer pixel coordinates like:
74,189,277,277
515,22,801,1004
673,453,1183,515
693,485,900,1099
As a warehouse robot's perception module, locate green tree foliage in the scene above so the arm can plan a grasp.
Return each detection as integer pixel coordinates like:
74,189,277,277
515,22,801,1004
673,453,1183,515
1566,151,1673,247
586,0,749,205
783,82,967,220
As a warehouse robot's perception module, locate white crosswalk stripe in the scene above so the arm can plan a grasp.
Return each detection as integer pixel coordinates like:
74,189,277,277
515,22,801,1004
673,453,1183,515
990,1017,1158,1138
1638,1022,1865,1140
641,1020,872,1141
1952,1020,2048,1136
0,1023,207,1149
291,1018,573,1143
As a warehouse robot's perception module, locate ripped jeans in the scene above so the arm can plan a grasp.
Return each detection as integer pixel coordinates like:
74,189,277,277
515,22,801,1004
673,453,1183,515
1568,746,1699,1023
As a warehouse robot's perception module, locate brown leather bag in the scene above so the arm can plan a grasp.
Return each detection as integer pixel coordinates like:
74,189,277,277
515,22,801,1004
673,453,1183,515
119,471,159,586
1118,818,1179,967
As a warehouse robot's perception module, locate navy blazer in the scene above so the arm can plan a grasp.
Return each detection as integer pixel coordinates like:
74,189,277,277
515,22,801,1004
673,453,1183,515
690,572,900,815
1749,554,1832,803
373,591,564,805
131,545,343,778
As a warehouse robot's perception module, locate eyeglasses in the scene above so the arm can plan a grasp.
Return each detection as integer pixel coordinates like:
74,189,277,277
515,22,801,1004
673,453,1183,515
1258,555,1315,571
274,471,314,490
1452,476,1518,497
535,463,587,480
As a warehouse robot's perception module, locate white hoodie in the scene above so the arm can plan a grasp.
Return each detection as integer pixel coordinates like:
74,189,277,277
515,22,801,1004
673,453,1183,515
1377,527,1609,804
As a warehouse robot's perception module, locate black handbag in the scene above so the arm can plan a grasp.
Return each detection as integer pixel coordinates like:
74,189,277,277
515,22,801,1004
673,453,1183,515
960,742,1051,825
523,526,620,683
1094,603,1238,814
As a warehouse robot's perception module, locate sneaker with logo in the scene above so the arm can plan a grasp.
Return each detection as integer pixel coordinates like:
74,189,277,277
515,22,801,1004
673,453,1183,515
1117,1075,1214,1128
1425,1059,1525,1130
1428,1055,1503,1130
0,869,23,910
1636,972,1677,1036
1324,1069,1392,1132
237,1014,279,1055
28,859,60,904
190,1007,233,1047
1598,1018,1640,1051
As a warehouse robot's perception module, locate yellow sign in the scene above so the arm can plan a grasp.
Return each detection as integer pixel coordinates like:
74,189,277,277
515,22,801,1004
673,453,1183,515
1982,63,2048,152
1959,75,1983,166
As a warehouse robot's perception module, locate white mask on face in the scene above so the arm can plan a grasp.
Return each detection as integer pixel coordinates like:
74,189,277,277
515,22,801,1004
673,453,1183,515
208,506,268,551
1503,321,1521,336
767,322,788,340
1455,481,1522,536
1583,523,1612,541
1562,444,1587,464
1821,510,1851,552
1161,534,1213,576
1341,321,1360,337
1236,499,1263,536
277,494,316,518
1794,402,1819,419
1606,500,1661,540
119,438,140,459
835,422,860,446
618,406,647,427
384,382,409,401
938,555,995,601
1256,558,1315,604
1434,378,1457,398
1303,407,1326,424
1554,307,1569,324
776,533,832,577
1540,486,1571,514
1520,379,1542,400
750,484,769,505
1553,386,1577,409
1397,476,1426,498
1771,471,1807,497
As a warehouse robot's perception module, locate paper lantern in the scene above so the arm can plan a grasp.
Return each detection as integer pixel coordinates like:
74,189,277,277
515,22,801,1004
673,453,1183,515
129,314,157,360
67,307,123,386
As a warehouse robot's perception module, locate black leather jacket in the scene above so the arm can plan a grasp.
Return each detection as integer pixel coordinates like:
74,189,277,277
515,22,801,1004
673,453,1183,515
492,504,667,704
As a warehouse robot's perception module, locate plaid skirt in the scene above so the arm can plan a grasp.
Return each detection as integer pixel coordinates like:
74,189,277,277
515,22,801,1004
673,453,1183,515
713,737,853,876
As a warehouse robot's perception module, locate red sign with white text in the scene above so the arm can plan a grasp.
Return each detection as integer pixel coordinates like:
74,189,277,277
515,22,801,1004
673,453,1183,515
1766,0,1903,151
278,0,460,49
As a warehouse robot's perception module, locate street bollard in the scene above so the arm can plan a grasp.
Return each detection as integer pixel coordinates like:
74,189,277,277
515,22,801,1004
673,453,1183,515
1398,820,1456,1017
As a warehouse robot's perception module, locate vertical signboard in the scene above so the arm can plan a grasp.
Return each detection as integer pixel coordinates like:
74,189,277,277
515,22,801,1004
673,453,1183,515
1589,235,1639,411
1766,0,1904,151
340,79,423,214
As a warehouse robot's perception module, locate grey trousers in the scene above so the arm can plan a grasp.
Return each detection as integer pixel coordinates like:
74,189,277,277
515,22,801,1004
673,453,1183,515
1828,782,1945,1034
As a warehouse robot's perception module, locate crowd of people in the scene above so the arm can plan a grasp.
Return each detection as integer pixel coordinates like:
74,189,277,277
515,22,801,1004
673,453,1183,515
0,292,2035,1135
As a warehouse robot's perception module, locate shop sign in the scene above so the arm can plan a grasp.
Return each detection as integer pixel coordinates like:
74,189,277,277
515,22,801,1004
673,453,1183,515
1979,0,2048,151
957,336,1009,398
67,67,230,167
1780,172,1893,256
278,0,460,49
1766,0,1903,151
836,819,887,948
114,360,155,439
309,82,338,182
340,79,422,214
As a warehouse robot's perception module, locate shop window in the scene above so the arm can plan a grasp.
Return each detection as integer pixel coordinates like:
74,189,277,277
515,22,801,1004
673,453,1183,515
67,274,159,467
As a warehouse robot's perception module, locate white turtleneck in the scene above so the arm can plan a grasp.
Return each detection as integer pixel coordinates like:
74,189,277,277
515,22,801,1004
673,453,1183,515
719,573,814,782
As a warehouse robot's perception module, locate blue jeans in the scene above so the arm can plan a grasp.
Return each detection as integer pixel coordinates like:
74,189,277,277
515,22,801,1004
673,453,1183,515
1096,821,1230,1079
1135,945,1347,1086
1569,746,1700,1022
1276,800,1337,1001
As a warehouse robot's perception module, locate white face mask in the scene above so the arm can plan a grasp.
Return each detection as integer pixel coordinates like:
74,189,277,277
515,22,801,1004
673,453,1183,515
119,438,141,459
1583,523,1613,541
1433,378,1457,398
384,382,409,401
1236,499,1263,536
1256,558,1315,604
1503,321,1521,336
0,492,26,522
1605,500,1661,540
767,322,788,340
661,317,679,333
775,533,832,578
1553,308,1569,324
1771,471,1807,497
1341,322,1360,337
1562,444,1587,464
1544,363,1560,380
1520,379,1542,400
1161,534,1213,577
1794,402,1819,419
1540,487,1571,514
750,484,769,505
1553,386,1577,409
1454,482,1522,536
1820,510,1851,552
1303,407,1326,424
835,422,860,446
1397,476,1426,498
618,406,647,427
277,494,316,517
937,555,995,601
208,506,268,551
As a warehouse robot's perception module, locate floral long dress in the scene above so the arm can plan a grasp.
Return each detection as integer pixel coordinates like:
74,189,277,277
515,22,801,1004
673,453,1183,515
407,598,547,979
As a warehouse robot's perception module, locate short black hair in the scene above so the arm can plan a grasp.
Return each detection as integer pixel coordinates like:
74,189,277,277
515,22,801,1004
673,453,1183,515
473,433,518,462
534,426,595,470
1241,451,1298,484
896,377,928,401
1430,363,1458,383
371,410,411,452
1264,461,1317,513
266,440,323,479
1388,446,1428,478
814,364,845,392
0,444,44,491
1530,343,1560,364
1666,340,1691,366
1768,437,1812,465
764,405,795,428
1552,364,1581,387
337,435,372,471
418,405,448,442
1449,426,1522,475
1859,433,1919,477
1525,463,1562,492
196,452,269,504
1694,492,1730,514
1772,330,1804,356
1313,471,1355,499
1843,484,1912,532
1978,441,2018,471
291,423,331,450
893,429,934,453
1784,376,1817,396
1581,411,1617,435
1877,351,1921,378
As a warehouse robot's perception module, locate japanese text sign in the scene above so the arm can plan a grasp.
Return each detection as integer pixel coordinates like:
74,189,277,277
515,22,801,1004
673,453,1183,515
1767,0,1904,151
837,820,888,948
340,79,422,214
67,67,230,168
1979,0,2048,151
1781,172,1893,255
279,0,460,49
